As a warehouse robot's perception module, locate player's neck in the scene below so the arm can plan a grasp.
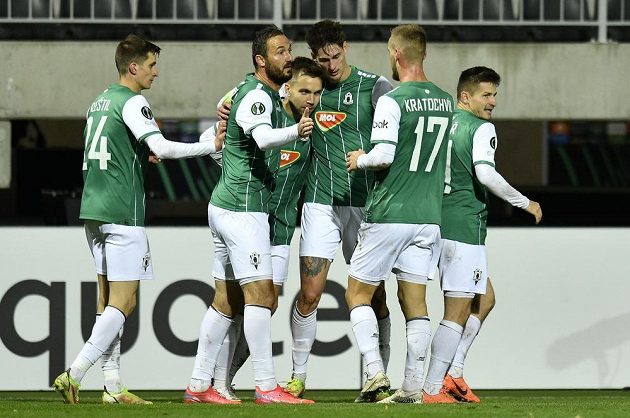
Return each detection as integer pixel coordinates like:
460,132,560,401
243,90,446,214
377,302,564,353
284,100,301,122
119,76,142,94
457,102,472,113
254,70,281,92
397,65,428,83
339,64,352,83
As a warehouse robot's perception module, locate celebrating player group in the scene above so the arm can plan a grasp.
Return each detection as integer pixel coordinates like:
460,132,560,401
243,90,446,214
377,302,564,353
53,19,542,406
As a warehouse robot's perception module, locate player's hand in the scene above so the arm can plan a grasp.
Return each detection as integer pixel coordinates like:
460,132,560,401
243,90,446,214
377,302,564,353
149,154,161,164
346,149,365,172
217,101,231,121
214,120,227,152
298,107,313,139
525,200,542,224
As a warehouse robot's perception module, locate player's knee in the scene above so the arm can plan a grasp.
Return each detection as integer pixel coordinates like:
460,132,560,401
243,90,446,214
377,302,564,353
212,291,234,317
345,287,367,310
371,285,388,314
482,293,496,313
299,289,322,311
111,299,135,318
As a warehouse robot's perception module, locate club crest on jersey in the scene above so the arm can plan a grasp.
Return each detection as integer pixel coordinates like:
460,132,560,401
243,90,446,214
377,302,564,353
251,102,266,115
315,111,346,131
472,268,482,284
141,106,153,120
250,252,261,269
343,92,354,105
279,150,300,169
141,254,151,272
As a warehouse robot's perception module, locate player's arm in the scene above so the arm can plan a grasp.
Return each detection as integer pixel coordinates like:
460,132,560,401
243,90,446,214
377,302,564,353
347,95,398,171
216,87,238,121
237,89,312,151
473,123,542,224
371,76,394,109
122,95,218,159
199,120,226,166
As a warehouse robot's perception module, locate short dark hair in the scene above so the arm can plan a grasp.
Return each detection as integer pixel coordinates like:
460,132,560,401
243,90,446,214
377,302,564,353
115,34,160,76
457,66,501,98
305,20,345,54
252,25,285,68
290,56,324,81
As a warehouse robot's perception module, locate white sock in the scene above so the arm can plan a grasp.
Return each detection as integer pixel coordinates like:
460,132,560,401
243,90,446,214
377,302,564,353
214,315,239,390
228,313,248,385
350,305,383,379
449,315,482,377
100,313,123,393
377,315,391,372
291,303,317,377
189,307,232,392
424,320,464,395
70,306,125,383
243,305,276,391
401,317,431,392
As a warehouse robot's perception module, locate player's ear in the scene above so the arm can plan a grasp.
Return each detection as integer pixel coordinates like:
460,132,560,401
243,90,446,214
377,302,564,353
460,90,470,104
342,41,348,53
129,62,137,76
255,54,266,69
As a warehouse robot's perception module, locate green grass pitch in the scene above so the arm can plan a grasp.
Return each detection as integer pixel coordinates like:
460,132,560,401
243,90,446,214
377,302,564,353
2,390,629,417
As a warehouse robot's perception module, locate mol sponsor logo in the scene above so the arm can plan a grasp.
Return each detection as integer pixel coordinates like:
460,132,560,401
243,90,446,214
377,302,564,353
315,111,346,131
279,150,300,168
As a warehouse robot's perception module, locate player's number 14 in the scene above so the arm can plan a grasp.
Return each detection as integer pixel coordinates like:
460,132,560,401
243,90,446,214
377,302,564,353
82,115,112,170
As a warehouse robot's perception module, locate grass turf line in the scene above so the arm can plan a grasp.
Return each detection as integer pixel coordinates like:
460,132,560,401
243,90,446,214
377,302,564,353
1,390,628,418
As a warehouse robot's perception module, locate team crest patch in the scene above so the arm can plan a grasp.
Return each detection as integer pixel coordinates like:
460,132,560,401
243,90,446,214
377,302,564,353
343,92,354,105
142,254,151,272
315,111,347,131
472,268,482,284
250,252,261,270
251,102,266,115
279,150,300,168
141,106,153,120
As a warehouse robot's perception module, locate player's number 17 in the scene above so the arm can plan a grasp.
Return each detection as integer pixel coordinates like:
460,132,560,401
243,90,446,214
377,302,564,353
409,116,449,173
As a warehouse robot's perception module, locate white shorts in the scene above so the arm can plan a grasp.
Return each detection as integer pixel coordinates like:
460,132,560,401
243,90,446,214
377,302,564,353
271,244,290,286
439,239,488,294
349,223,441,285
84,221,153,281
299,202,363,263
208,203,272,284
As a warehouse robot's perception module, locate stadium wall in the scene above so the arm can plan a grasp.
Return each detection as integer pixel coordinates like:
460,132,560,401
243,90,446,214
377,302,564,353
0,42,627,120
1,227,628,390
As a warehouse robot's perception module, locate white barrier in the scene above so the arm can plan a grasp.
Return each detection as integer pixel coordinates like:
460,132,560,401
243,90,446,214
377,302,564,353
1,227,629,390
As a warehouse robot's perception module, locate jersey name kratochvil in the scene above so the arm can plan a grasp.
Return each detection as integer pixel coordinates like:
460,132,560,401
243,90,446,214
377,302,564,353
365,81,454,225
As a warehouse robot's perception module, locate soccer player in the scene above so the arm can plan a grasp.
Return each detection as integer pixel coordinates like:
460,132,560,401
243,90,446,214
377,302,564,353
52,34,223,405
422,66,542,403
286,20,394,401
198,57,325,403
184,26,314,405
345,24,453,405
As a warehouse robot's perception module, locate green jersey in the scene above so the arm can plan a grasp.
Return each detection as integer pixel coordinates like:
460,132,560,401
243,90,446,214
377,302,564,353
441,109,497,245
79,84,161,226
365,82,454,225
210,74,284,212
304,66,392,207
268,110,310,245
